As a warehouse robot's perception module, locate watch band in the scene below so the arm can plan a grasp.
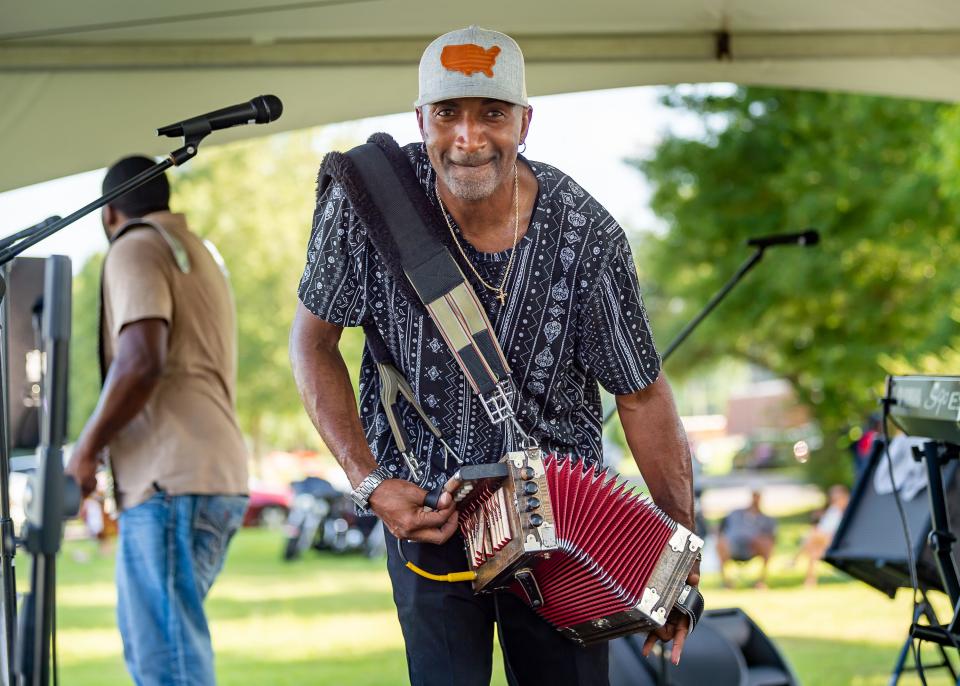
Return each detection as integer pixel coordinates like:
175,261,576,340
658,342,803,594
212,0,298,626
351,466,392,509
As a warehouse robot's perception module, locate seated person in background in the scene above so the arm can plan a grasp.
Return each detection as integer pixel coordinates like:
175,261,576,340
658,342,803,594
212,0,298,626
717,490,777,589
794,484,849,587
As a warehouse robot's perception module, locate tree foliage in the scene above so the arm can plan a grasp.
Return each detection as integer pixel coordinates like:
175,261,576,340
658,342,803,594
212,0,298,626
68,253,104,439
635,87,959,484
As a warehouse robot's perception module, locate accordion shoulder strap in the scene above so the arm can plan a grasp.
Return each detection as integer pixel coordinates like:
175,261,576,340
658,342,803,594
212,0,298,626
319,133,512,408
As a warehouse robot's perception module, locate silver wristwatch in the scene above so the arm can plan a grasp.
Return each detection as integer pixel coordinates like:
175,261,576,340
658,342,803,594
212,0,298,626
351,466,392,509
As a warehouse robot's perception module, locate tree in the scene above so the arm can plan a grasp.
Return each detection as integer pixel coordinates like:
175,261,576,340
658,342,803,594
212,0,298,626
634,87,959,484
69,253,104,439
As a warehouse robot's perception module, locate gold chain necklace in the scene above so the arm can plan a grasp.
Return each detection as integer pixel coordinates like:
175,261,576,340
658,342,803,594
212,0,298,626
436,163,519,306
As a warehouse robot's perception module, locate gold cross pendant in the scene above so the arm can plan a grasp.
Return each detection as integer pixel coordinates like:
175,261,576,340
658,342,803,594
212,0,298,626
496,290,507,306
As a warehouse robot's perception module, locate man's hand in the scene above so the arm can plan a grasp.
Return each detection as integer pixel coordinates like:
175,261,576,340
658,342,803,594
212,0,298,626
642,560,701,664
66,439,100,499
370,479,459,544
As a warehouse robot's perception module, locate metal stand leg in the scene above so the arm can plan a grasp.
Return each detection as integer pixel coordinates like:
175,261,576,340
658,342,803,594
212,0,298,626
890,603,926,686
890,601,960,685
923,604,959,683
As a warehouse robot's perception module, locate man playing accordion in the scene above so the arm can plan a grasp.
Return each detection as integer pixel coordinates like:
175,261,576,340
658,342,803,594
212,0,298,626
291,25,698,686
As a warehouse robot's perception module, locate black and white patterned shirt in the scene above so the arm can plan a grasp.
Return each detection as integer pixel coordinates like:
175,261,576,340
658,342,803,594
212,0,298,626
298,143,661,490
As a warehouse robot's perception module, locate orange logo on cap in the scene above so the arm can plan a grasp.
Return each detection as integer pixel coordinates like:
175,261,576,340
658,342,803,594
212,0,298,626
441,44,501,77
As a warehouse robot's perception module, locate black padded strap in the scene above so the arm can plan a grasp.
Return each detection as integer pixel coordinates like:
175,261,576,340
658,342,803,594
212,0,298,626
362,322,392,365
347,143,462,303
334,134,511,398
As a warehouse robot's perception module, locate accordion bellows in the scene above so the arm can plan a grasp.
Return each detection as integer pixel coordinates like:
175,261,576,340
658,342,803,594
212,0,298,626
454,450,703,645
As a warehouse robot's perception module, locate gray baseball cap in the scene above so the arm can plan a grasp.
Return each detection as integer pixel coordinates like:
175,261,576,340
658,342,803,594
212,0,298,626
415,26,528,108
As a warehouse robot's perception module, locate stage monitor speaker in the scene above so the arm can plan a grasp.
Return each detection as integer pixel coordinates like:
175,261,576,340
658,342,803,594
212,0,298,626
825,438,960,597
4,257,47,452
609,608,799,686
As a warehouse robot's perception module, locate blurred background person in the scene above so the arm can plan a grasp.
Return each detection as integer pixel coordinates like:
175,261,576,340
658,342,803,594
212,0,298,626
66,156,249,686
717,489,777,589
793,484,849,587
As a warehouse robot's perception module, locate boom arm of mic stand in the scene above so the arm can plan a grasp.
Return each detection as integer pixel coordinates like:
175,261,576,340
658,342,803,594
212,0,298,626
602,247,766,426
0,134,207,267
0,218,61,255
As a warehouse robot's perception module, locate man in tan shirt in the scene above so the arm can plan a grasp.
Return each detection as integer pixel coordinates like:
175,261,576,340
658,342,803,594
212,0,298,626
66,155,248,686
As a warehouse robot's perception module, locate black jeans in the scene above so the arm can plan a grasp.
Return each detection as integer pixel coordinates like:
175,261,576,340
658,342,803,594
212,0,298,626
385,527,609,686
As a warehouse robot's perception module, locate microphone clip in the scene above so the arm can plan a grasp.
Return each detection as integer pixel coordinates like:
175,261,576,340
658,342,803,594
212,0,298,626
168,120,212,167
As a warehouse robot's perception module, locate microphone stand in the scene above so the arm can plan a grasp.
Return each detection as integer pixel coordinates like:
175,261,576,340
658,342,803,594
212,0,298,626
600,234,814,685
0,126,208,265
603,241,782,426
0,216,59,686
0,218,60,255
15,256,77,686
0,125,212,686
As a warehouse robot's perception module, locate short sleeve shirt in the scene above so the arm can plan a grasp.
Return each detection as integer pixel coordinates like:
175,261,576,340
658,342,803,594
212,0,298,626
102,212,249,509
298,143,660,491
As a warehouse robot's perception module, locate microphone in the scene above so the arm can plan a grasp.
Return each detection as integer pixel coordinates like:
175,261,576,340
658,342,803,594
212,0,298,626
746,229,820,249
157,95,283,138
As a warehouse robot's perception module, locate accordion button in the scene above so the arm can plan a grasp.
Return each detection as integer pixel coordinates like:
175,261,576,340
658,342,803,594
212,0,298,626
520,466,535,480
525,497,540,511
529,513,544,527
523,481,539,496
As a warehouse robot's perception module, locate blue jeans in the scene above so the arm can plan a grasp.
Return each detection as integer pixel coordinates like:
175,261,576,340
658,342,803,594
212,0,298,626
116,493,248,686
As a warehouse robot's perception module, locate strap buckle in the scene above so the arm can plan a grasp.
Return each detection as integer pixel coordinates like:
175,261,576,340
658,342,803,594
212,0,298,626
478,379,516,425
401,450,423,483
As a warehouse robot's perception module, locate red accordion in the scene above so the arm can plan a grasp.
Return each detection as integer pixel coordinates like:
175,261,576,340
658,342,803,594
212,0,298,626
451,448,704,645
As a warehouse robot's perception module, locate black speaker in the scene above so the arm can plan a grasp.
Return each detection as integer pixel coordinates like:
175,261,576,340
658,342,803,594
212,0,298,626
609,608,799,686
4,257,47,451
825,438,960,597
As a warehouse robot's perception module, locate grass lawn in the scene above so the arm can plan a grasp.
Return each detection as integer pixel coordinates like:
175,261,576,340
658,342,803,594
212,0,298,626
45,522,959,685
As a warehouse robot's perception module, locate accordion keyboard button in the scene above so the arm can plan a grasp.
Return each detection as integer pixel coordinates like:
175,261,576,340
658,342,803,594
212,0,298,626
525,497,541,512
529,514,544,527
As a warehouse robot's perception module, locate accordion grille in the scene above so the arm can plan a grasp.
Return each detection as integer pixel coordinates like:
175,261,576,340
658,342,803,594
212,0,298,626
510,454,676,628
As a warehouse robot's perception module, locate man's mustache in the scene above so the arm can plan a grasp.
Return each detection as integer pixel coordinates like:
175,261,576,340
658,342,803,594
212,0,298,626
446,153,498,167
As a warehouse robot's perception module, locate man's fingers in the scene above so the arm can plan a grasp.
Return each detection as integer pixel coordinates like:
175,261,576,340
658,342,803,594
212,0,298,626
416,505,456,529
417,512,460,545
642,631,658,657
439,511,459,539
395,503,456,537
671,623,689,665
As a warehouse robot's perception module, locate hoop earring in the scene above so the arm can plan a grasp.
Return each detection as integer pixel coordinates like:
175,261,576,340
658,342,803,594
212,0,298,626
518,141,527,155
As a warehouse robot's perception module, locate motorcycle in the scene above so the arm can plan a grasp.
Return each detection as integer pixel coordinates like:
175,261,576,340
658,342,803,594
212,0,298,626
282,476,384,560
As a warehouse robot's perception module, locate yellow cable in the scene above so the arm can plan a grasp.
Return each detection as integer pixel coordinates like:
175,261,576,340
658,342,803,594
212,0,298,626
405,561,477,583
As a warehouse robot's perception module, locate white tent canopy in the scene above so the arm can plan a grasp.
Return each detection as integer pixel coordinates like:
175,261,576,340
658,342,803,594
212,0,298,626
2,0,960,192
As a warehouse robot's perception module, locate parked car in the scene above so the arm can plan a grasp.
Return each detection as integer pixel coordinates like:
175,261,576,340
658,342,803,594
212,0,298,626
243,485,292,528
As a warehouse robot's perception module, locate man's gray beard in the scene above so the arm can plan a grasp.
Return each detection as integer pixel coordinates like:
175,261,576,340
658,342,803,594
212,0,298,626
441,164,503,202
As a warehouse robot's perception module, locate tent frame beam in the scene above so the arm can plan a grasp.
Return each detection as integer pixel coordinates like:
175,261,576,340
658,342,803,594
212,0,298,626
3,30,960,71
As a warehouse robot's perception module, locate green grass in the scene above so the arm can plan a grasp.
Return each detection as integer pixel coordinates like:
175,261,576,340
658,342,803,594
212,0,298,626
46,527,959,685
